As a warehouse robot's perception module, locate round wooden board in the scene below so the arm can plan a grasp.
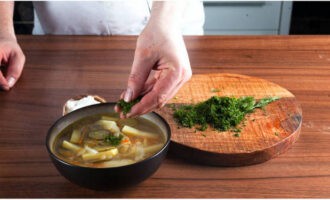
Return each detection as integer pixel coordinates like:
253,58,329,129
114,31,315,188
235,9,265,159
156,73,302,166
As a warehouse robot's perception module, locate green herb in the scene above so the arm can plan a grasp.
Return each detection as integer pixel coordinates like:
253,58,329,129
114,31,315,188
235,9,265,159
104,134,123,146
231,128,241,133
274,132,279,136
174,96,255,131
197,123,208,131
173,96,279,132
174,96,179,100
233,133,240,137
168,104,176,111
201,133,207,137
117,96,142,114
211,88,221,93
254,96,279,108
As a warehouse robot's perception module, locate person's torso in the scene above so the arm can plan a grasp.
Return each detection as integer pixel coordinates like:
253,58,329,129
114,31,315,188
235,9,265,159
33,1,205,35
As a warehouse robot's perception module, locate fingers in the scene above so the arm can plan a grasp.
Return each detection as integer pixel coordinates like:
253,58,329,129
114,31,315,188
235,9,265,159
126,90,161,118
0,42,25,91
114,91,126,113
115,76,157,117
0,54,8,90
140,75,158,95
5,50,25,89
123,46,156,103
127,63,190,117
0,72,9,91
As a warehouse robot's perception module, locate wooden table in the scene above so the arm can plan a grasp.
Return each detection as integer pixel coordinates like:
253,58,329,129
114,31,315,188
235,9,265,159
0,35,330,198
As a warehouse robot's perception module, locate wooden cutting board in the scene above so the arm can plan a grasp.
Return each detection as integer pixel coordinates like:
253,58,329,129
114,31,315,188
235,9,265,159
156,73,302,166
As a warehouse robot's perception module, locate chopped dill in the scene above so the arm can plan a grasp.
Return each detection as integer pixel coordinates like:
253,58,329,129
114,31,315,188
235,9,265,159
117,96,142,114
233,133,240,137
168,104,176,111
104,134,123,146
231,128,241,133
173,96,279,132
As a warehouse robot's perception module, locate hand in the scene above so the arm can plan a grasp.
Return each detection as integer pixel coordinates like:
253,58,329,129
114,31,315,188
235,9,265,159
116,17,192,118
0,38,25,91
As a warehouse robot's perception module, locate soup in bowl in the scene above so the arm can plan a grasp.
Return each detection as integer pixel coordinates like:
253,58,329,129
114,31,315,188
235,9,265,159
46,103,171,189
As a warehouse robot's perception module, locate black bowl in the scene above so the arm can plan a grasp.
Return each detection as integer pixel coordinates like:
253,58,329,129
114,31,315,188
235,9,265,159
46,103,171,190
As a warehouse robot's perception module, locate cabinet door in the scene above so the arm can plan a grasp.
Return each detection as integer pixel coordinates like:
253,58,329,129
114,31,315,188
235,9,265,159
203,1,291,35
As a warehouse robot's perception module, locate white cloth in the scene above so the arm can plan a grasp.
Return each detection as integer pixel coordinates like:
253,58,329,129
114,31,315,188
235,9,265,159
33,1,205,35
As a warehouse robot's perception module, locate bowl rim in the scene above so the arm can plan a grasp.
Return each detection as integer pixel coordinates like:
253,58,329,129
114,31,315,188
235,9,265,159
46,102,171,170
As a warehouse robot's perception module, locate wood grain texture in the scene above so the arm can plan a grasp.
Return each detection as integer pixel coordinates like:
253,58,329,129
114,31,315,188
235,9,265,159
157,73,302,166
0,35,330,198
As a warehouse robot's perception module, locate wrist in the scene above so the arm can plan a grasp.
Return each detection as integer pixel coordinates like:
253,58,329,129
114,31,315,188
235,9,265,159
149,1,186,31
0,2,16,41
0,23,16,41
0,31,16,42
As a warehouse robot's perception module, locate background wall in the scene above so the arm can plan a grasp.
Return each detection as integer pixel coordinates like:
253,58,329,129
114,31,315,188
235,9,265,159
13,1,330,35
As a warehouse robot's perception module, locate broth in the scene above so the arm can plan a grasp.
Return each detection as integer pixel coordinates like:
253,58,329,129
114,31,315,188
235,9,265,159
53,113,165,168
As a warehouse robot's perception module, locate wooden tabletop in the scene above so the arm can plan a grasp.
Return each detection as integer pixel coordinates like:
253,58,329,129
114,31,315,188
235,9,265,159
0,35,330,198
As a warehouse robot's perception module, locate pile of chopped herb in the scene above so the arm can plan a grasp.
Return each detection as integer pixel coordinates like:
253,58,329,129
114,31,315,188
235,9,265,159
104,134,123,146
117,96,142,114
173,96,279,132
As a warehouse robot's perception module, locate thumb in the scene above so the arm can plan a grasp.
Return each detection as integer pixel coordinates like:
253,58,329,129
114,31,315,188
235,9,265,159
124,48,155,102
6,51,25,88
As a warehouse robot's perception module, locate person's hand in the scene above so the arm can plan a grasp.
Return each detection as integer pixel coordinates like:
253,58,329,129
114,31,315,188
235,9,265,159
116,11,192,118
0,37,25,91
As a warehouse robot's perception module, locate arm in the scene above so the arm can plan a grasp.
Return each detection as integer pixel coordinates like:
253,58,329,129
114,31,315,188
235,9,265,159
117,1,191,117
0,2,16,40
148,1,186,30
0,2,25,91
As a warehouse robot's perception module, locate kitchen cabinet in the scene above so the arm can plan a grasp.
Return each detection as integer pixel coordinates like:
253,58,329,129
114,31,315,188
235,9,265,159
203,1,292,35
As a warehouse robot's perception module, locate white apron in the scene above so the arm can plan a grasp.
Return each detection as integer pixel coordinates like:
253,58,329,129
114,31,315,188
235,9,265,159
33,1,204,35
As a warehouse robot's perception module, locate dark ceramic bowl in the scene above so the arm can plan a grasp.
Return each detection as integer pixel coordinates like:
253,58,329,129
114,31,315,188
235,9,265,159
46,103,171,190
